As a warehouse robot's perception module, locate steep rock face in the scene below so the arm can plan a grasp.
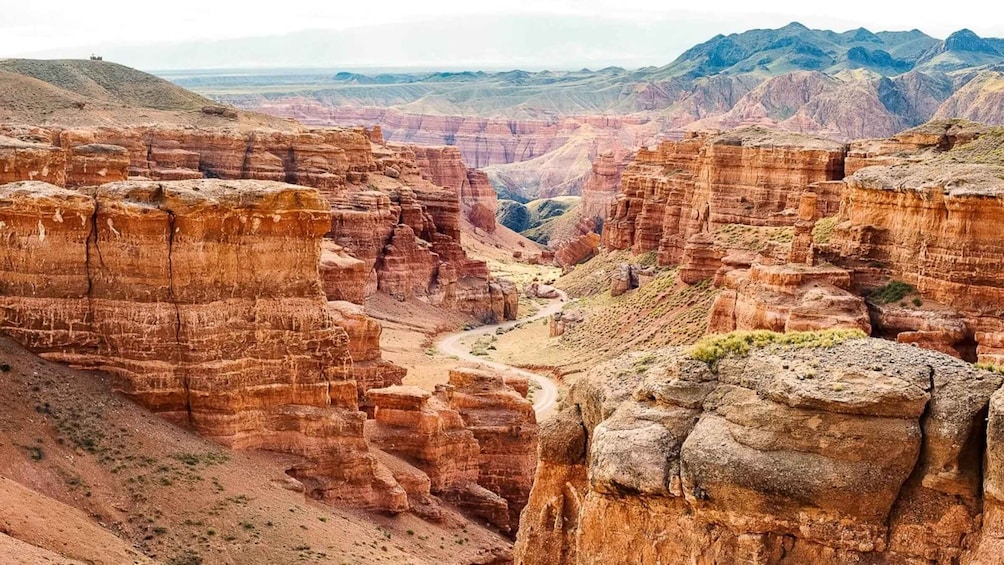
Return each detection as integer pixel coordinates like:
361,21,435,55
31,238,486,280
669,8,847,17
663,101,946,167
709,263,872,334
554,224,601,269
406,145,498,232
515,341,1003,564
0,124,517,322
328,301,406,399
603,128,846,267
827,162,1004,363
464,169,498,232
0,136,66,186
265,105,577,169
0,179,407,512
66,144,130,188
449,368,538,534
580,151,625,220
365,385,511,530
708,193,872,335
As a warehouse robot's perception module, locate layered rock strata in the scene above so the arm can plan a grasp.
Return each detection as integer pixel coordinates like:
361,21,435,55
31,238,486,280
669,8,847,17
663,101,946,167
0,124,517,323
821,127,1004,362
366,369,537,534
580,150,626,220
515,340,1003,564
365,385,510,530
448,368,539,534
0,178,407,511
603,128,846,266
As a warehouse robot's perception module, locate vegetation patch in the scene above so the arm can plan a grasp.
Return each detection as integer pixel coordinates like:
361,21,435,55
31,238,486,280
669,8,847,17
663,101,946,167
811,216,839,244
689,329,867,364
869,280,915,304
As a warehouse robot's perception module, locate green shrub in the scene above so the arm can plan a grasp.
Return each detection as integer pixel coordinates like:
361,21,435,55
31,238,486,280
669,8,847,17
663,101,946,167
912,297,923,307
869,280,914,304
811,216,839,244
689,329,867,364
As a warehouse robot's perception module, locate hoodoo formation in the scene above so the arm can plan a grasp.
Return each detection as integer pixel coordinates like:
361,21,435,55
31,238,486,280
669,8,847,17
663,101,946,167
5,13,1004,565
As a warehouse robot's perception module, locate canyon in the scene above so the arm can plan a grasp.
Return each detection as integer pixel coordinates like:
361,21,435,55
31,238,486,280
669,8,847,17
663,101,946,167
594,120,1004,363
5,47,1004,565
0,62,548,562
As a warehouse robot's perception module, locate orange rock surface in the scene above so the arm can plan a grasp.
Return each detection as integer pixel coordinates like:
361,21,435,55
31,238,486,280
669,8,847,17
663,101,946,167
515,341,1002,564
603,128,845,266
0,123,517,322
448,368,538,533
0,179,407,512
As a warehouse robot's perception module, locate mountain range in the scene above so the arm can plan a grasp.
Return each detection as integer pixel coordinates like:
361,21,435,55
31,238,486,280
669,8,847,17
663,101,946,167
158,23,1004,198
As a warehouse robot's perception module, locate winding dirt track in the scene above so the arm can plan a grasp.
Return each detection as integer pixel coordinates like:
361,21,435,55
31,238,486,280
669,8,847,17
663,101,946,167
435,290,568,421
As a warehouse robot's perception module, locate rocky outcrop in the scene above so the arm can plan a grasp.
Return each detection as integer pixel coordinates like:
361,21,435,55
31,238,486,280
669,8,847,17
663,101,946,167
366,368,538,534
554,229,600,269
709,263,872,334
328,301,407,399
66,144,130,188
707,192,872,335
515,339,1003,564
365,385,510,530
449,368,538,533
464,169,498,232
405,145,498,232
0,178,407,512
0,135,66,186
581,151,625,220
550,310,584,338
826,159,1004,363
0,124,517,322
603,128,846,267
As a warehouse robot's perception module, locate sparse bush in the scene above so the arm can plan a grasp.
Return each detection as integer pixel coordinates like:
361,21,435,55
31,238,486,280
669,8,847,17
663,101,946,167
811,216,839,244
689,329,867,365
869,280,914,304
912,297,923,307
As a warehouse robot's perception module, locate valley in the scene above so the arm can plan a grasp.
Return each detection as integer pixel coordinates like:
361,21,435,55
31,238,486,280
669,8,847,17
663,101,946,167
3,16,1004,564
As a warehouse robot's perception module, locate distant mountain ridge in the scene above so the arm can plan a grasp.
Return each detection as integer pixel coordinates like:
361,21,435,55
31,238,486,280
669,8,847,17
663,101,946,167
167,22,1004,199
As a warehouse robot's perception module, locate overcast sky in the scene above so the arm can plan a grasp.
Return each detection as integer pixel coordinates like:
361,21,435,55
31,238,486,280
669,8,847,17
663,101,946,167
3,1,1001,70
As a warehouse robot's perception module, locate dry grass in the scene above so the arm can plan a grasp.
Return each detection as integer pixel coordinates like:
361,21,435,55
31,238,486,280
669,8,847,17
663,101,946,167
689,329,867,364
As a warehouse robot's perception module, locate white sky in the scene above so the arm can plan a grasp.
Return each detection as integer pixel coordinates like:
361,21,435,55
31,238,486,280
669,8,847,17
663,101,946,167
2,1,1001,62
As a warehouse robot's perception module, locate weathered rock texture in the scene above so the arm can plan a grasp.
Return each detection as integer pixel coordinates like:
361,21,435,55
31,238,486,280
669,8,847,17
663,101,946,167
366,368,537,534
0,124,517,323
601,121,1004,362
0,179,407,512
580,151,626,220
603,128,846,266
817,122,1004,362
408,145,498,232
515,340,1004,564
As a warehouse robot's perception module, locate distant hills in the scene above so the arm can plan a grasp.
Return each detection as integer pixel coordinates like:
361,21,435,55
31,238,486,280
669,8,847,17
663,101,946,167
166,22,1004,200
0,58,290,129
174,22,1004,137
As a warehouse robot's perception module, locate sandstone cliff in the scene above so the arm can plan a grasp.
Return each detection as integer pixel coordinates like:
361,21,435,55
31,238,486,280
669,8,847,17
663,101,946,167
366,367,537,534
515,336,1003,564
0,123,517,324
603,127,845,265
0,179,406,512
601,121,1004,363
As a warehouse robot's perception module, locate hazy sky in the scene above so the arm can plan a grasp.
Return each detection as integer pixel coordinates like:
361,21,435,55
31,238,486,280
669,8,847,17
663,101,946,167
3,1,1002,69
